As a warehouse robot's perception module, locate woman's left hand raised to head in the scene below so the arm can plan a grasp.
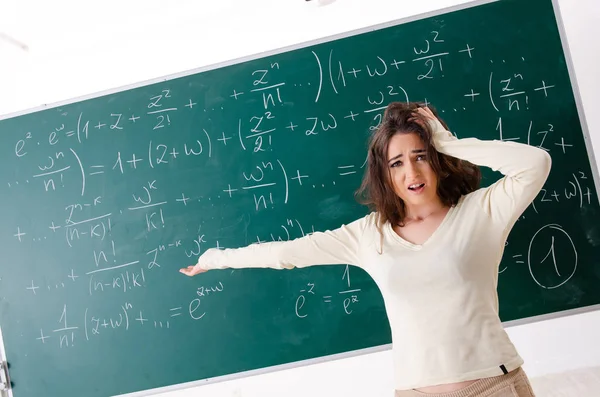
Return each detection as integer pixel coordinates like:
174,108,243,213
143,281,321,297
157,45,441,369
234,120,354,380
415,106,436,120
413,106,455,143
409,106,438,128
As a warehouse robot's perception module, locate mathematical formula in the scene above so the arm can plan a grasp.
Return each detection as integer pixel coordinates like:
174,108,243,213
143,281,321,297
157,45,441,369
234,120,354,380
1,24,597,356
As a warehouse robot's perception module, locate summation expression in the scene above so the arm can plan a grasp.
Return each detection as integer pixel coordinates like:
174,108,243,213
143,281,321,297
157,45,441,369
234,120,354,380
35,279,226,348
310,30,474,102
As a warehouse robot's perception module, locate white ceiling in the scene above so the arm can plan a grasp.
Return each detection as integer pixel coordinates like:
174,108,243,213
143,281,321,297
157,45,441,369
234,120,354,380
0,0,475,61
1,0,294,56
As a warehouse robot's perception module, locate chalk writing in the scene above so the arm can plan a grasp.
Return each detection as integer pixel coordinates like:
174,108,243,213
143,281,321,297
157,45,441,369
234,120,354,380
0,15,597,375
295,265,361,318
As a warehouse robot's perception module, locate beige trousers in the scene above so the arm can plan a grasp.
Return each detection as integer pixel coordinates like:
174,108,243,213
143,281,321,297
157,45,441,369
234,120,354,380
395,368,536,397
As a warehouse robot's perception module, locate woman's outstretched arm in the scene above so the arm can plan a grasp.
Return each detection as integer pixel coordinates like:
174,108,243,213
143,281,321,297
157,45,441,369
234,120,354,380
180,214,372,276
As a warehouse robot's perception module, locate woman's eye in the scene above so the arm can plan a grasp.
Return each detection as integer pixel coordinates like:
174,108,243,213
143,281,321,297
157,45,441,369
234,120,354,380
390,161,402,168
416,155,426,161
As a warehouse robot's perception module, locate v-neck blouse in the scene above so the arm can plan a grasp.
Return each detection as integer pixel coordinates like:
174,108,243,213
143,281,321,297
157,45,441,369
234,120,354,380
195,126,552,390
384,199,460,250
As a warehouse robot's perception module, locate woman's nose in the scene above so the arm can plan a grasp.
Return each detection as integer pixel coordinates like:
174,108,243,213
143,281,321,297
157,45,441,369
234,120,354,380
405,161,420,178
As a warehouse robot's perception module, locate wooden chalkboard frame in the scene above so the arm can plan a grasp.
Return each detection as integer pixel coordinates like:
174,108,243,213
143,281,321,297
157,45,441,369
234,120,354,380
1,0,599,396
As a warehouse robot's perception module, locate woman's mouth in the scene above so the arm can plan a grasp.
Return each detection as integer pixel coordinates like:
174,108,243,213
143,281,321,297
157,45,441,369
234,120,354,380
408,183,425,193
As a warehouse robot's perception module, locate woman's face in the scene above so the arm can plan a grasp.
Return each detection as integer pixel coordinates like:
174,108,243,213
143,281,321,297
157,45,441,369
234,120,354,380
386,132,439,209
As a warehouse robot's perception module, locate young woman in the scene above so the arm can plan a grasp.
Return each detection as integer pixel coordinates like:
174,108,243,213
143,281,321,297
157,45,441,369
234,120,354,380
180,102,551,396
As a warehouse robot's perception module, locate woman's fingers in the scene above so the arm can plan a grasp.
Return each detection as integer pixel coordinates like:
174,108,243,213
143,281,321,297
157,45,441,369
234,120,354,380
411,117,426,129
409,112,428,129
179,265,206,276
416,107,435,120
179,266,191,275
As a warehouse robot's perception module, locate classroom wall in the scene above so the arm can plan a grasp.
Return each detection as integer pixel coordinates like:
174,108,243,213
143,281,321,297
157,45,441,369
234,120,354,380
1,0,598,396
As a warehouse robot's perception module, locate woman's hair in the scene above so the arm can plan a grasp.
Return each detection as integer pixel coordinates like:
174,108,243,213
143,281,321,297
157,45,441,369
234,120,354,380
355,101,481,234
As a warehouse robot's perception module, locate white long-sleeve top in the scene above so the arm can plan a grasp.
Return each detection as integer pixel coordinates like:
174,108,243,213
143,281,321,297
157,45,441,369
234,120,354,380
195,119,552,390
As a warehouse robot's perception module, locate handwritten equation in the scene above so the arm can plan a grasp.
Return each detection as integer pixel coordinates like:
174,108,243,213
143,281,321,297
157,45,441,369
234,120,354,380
35,279,224,350
294,265,361,318
0,21,598,357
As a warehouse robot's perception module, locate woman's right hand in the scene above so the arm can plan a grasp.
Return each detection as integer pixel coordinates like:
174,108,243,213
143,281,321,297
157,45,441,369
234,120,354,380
179,264,209,277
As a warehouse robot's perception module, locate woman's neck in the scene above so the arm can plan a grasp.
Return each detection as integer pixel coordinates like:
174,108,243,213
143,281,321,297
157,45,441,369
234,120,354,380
404,199,446,222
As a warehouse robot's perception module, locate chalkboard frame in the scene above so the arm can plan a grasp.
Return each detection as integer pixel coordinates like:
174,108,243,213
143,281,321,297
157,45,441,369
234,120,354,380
0,327,10,396
1,0,599,396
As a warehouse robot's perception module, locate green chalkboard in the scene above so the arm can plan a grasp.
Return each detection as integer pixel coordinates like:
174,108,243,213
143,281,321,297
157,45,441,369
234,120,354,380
1,0,599,396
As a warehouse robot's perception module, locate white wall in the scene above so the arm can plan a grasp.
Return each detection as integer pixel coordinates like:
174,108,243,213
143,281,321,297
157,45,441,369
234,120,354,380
1,0,599,396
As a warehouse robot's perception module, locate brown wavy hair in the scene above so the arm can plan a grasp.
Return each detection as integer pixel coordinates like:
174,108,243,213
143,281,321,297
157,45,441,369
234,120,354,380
355,101,481,235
